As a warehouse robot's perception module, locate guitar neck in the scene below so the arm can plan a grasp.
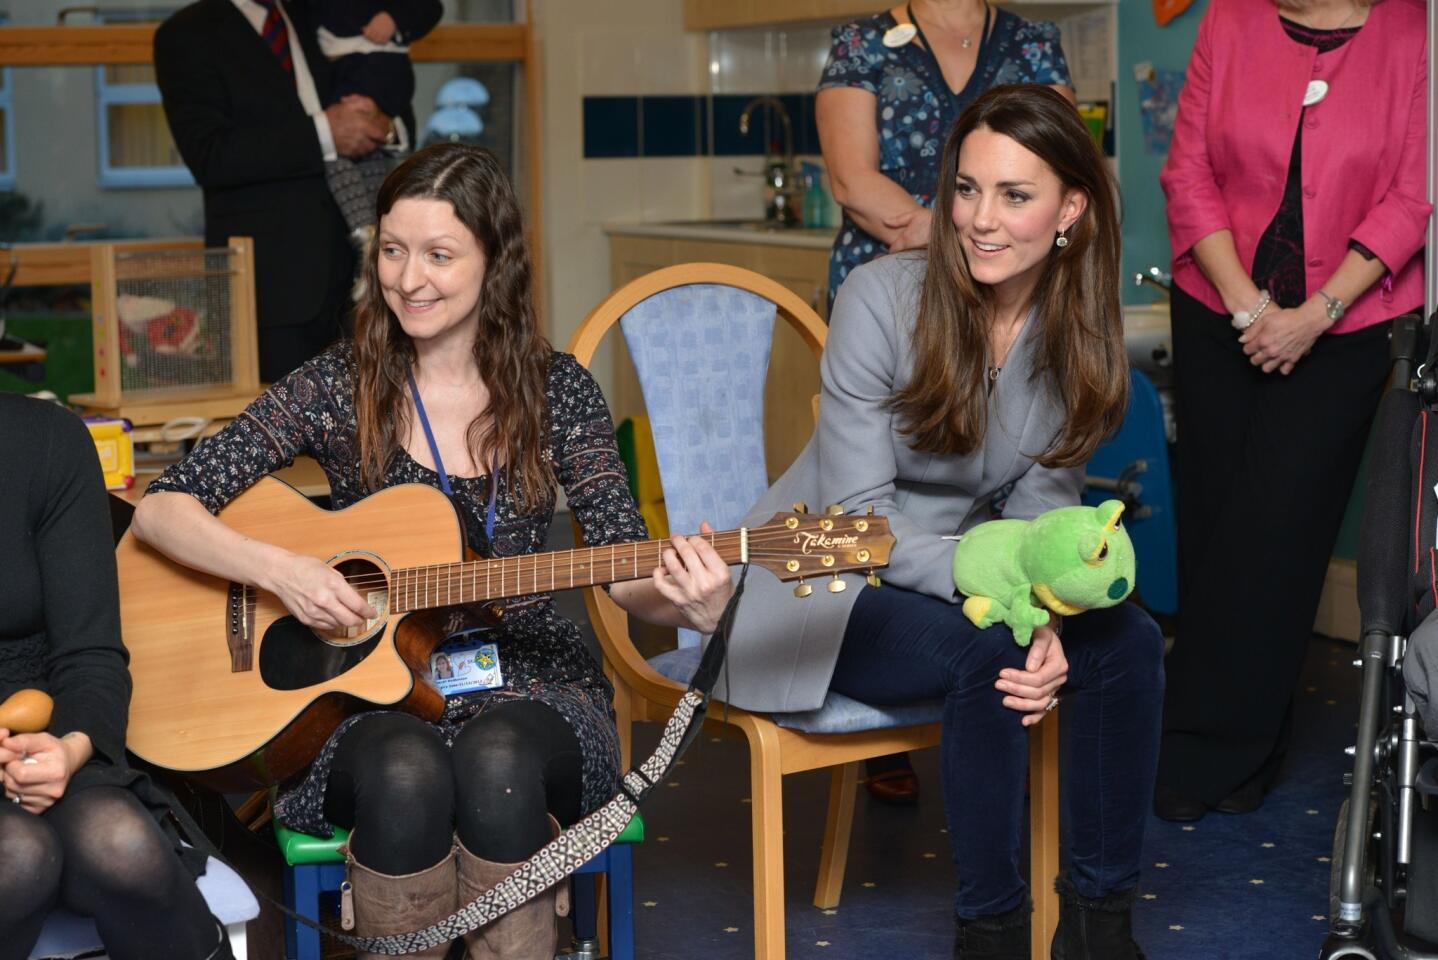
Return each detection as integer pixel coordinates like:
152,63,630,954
390,530,748,613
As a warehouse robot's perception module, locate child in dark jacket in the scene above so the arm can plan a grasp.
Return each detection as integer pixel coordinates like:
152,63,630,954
315,0,443,249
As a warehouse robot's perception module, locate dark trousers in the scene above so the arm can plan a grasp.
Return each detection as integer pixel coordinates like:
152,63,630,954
831,586,1165,919
256,241,355,383
1158,283,1392,804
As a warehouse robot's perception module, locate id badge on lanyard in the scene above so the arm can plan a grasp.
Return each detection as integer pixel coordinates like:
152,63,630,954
429,628,505,695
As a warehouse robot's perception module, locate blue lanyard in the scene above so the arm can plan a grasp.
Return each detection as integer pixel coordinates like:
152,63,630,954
406,365,497,543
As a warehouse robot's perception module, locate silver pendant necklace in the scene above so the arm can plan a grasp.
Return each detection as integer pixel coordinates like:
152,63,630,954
907,3,982,51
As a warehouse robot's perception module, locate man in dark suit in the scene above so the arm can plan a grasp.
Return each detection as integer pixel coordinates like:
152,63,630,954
155,0,393,382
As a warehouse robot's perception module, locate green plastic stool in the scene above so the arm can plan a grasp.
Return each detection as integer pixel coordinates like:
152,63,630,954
275,814,644,960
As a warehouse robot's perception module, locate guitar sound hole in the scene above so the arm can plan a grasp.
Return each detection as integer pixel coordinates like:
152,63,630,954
258,618,383,691
257,554,389,691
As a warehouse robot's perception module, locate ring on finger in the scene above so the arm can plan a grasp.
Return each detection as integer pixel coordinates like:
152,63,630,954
1044,695,1060,713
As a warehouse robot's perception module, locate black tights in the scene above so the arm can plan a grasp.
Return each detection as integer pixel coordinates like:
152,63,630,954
0,786,218,960
325,701,585,874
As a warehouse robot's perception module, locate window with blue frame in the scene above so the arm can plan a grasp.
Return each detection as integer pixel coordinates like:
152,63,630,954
0,15,14,193
0,59,14,192
94,5,191,189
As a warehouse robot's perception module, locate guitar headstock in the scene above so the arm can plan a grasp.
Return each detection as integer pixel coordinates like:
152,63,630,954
748,505,894,597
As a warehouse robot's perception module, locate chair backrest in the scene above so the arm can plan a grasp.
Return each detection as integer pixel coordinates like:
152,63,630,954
570,263,827,646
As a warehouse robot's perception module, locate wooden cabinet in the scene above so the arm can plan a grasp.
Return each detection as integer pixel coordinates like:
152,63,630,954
685,0,873,30
685,0,1113,33
606,232,829,481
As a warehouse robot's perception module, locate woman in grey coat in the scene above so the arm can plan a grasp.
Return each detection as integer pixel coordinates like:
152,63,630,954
726,86,1165,959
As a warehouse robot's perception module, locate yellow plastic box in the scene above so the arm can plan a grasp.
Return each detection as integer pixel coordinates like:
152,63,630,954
84,416,135,490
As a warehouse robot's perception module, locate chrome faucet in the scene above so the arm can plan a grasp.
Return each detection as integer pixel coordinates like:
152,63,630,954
1134,265,1172,295
738,96,801,226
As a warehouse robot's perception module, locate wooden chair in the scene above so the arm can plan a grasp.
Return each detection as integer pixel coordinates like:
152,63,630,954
568,263,1060,960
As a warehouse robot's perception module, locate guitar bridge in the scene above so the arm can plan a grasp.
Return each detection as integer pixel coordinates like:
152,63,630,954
226,582,256,672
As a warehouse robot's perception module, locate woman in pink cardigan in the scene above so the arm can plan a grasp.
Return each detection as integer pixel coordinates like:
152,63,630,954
1155,0,1430,822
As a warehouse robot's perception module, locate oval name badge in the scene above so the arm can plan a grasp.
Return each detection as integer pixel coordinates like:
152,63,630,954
883,22,917,47
1303,79,1329,107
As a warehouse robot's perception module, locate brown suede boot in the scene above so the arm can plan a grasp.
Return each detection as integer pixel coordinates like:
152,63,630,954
342,843,459,960
457,816,570,960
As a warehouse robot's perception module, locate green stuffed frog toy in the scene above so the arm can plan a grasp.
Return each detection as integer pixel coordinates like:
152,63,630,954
951,499,1136,646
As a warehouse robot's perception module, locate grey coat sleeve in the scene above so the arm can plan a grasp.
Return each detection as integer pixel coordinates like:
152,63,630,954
815,262,962,603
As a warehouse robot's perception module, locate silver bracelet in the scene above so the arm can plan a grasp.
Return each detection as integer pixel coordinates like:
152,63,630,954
1231,289,1272,331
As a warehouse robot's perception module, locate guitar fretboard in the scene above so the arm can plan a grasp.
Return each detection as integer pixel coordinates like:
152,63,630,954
390,531,745,613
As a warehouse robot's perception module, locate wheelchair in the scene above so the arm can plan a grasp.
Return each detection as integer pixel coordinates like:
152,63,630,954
1321,310,1438,960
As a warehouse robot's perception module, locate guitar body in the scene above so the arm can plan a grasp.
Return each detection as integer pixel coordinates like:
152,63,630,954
121,477,466,791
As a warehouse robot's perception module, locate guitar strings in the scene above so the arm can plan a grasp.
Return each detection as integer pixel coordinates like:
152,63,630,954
321,527,882,593
331,549,869,594
331,546,878,591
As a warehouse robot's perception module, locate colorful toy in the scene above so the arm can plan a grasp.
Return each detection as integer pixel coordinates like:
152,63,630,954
952,499,1136,646
84,415,135,490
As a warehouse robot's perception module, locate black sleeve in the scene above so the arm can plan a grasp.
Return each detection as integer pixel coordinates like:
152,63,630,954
38,411,131,769
154,15,326,191
550,354,650,550
386,0,443,43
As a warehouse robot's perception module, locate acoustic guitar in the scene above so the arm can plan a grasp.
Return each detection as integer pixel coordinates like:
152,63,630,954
118,477,894,791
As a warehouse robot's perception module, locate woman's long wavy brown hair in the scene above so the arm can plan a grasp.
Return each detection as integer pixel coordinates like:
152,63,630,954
352,144,554,511
891,84,1128,468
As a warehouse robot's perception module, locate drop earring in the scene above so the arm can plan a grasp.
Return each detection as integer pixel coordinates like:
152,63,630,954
1055,228,1070,248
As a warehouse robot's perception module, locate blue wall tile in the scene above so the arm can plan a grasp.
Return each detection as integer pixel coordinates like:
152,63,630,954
712,94,774,156
584,92,818,159
640,96,709,157
583,96,640,158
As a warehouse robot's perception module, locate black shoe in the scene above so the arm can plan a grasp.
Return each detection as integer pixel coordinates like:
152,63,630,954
1152,784,1207,822
1214,774,1266,815
1050,876,1146,960
954,899,1031,959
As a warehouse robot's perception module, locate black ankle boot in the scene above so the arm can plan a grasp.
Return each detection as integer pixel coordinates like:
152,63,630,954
954,898,1030,959
1050,876,1145,960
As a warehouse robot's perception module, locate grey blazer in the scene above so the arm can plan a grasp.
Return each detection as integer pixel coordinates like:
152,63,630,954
719,252,1084,713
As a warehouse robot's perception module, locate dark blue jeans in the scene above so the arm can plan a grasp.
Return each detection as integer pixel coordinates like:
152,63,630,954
831,586,1165,919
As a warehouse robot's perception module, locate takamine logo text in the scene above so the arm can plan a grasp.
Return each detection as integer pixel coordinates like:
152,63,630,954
794,531,860,555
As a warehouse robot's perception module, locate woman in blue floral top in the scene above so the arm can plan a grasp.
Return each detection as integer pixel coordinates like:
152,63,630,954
818,0,1074,305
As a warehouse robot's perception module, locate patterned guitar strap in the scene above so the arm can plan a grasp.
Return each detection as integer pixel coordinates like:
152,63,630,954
262,562,751,955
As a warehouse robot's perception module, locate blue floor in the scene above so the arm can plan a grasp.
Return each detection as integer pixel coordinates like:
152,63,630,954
584,636,1355,960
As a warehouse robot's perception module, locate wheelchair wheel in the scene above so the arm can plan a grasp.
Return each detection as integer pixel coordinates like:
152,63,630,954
1403,799,1438,942
1332,798,1376,924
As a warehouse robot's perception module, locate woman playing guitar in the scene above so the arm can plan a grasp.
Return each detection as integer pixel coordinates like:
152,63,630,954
132,143,734,959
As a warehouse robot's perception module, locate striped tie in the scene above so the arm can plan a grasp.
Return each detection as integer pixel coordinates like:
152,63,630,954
253,0,293,76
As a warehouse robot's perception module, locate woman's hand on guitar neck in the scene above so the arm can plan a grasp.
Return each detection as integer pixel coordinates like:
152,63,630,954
265,553,376,632
650,522,735,635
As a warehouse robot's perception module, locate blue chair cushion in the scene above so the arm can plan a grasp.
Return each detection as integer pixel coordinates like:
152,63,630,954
648,647,942,735
31,855,257,958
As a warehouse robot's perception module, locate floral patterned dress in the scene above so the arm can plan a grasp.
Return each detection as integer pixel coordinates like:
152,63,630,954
147,343,648,836
819,7,1072,304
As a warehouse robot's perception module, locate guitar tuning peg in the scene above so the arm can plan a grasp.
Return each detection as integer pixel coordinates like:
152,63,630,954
793,577,812,599
825,504,844,516
793,502,809,514
866,571,881,588
827,574,846,593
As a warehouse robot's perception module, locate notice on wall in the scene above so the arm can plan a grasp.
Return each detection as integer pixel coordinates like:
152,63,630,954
1058,9,1113,102
1134,61,1185,154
